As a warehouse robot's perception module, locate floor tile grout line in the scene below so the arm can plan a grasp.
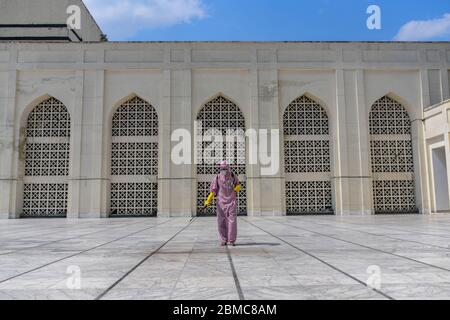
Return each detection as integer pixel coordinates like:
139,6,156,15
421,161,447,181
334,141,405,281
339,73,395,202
168,218,243,300
266,218,450,274
96,217,197,300
226,246,245,300
0,219,106,238
0,219,144,247
258,240,320,293
240,218,394,300
280,217,450,251
298,216,450,240
0,225,93,241
231,228,310,292
0,219,152,257
0,219,161,255
168,218,198,300
0,218,175,285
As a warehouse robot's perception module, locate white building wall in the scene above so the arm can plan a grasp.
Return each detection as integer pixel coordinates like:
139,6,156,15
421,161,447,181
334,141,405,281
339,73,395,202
424,100,450,213
1,41,450,218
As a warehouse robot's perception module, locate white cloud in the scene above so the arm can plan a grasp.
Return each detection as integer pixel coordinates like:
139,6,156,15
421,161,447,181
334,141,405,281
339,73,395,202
394,13,450,41
84,0,207,39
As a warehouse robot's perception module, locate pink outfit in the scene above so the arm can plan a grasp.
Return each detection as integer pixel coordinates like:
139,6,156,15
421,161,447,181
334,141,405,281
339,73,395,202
210,170,239,243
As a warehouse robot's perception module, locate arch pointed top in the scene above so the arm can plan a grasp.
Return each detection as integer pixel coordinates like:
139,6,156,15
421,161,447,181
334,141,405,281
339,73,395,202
201,92,240,108
196,93,246,128
196,93,241,115
113,93,154,110
370,95,410,117
27,96,70,121
283,94,330,136
111,94,158,137
284,92,329,115
370,93,412,116
369,95,411,135
22,94,69,126
25,96,70,138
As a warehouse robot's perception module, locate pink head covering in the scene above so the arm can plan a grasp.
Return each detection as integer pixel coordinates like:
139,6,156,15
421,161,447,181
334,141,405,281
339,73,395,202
219,160,230,171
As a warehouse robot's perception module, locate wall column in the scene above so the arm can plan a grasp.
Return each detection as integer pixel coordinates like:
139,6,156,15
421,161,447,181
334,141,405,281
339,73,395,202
0,48,17,218
246,48,283,216
67,68,84,219
417,68,432,214
161,48,195,217
333,69,350,215
355,69,374,214
441,49,449,101
246,49,261,215
75,69,106,218
158,65,173,217
412,118,430,214
334,68,372,215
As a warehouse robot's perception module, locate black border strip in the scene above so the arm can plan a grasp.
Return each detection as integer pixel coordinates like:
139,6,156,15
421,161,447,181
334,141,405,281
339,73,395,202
226,246,245,300
0,24,67,28
0,36,71,41
69,29,82,42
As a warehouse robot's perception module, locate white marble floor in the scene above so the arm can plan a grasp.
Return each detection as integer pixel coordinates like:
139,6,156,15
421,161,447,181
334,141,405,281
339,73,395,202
1,215,450,300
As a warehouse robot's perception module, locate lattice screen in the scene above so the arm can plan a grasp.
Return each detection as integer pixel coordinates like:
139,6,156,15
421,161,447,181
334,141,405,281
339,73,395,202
196,96,247,216
22,97,70,217
369,96,417,213
110,97,158,217
283,96,333,215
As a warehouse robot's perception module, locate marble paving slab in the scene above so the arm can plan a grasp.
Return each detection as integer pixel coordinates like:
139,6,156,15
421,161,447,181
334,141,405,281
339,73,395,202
1,215,450,300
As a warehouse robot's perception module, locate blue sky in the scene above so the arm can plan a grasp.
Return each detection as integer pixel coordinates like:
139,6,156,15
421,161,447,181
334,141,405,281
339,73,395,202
84,0,450,41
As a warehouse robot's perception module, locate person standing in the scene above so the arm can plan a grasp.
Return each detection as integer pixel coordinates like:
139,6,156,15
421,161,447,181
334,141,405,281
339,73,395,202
204,161,241,246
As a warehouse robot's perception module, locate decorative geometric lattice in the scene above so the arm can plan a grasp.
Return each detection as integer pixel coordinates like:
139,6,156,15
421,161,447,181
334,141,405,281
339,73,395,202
22,183,68,217
196,96,246,216
283,96,329,136
110,183,157,216
286,181,333,214
370,140,414,173
22,97,70,218
25,143,70,176
369,97,411,135
110,97,158,217
369,96,417,214
197,181,247,216
26,97,70,138
283,95,333,215
284,140,331,173
112,97,158,137
372,180,416,213
111,142,158,176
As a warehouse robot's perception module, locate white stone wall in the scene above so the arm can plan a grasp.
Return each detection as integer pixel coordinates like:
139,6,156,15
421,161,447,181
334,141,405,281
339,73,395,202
0,42,450,218
424,100,450,213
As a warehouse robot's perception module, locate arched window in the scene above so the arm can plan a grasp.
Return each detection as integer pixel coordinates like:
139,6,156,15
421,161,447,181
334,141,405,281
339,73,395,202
196,96,246,216
283,96,333,215
369,96,417,213
110,97,158,216
22,97,70,217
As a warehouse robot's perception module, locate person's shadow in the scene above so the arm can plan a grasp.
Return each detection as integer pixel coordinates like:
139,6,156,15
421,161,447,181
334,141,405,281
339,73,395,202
233,242,280,247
